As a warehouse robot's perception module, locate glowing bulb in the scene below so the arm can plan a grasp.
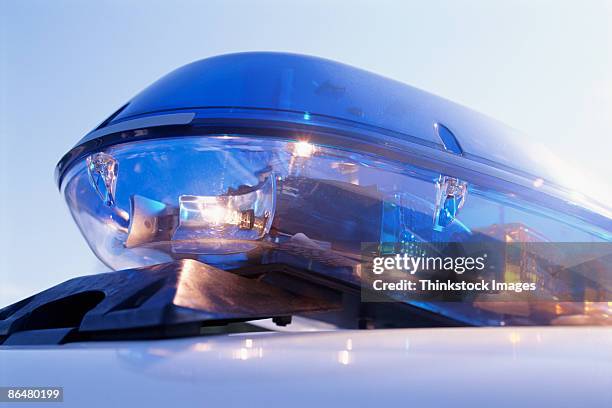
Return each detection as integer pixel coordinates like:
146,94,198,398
177,196,245,232
293,141,315,158
171,175,276,254
205,203,233,225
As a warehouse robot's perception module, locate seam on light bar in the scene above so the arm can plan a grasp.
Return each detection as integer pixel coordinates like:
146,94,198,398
78,112,196,145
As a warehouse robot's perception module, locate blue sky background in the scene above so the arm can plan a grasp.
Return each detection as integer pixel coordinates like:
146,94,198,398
1,0,611,304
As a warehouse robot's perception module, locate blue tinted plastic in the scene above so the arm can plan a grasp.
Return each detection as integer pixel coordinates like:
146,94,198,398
63,135,610,264
58,53,612,219
435,123,462,154
81,53,557,182
62,135,612,326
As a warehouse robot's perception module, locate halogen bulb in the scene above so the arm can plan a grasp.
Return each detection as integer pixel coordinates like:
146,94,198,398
292,141,316,158
171,174,276,254
189,197,237,226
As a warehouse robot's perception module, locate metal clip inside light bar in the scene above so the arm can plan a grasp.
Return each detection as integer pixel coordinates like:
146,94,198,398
433,175,468,231
86,152,119,207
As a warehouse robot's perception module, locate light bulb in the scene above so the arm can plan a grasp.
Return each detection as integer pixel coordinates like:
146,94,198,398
171,174,276,254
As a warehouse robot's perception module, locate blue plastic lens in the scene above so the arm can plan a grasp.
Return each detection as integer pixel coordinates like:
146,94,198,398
435,123,463,155
56,53,612,327
62,134,612,325
63,134,611,269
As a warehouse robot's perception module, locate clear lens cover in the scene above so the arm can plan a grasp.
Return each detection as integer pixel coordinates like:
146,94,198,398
62,134,612,325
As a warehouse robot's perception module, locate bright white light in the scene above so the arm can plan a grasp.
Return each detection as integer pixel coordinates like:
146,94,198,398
203,203,232,225
293,141,316,158
180,196,238,227
532,178,544,188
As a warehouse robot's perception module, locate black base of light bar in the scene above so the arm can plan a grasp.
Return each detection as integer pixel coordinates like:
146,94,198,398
0,259,340,345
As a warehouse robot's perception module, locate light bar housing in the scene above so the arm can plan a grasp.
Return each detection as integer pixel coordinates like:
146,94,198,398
56,53,612,326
